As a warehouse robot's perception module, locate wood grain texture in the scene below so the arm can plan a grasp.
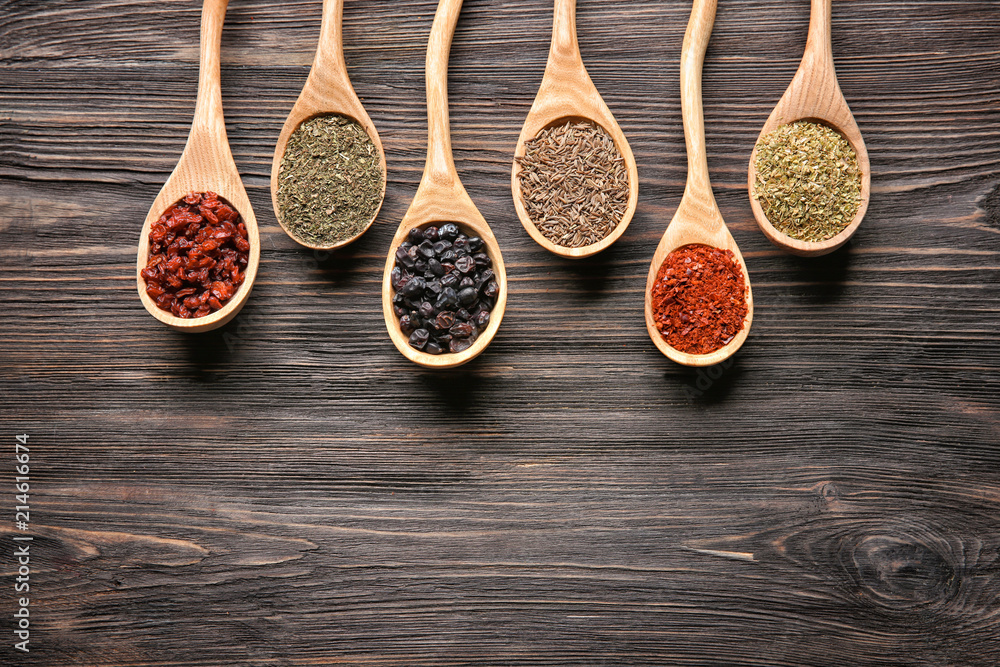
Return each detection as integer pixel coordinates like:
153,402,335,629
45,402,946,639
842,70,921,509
1,0,999,665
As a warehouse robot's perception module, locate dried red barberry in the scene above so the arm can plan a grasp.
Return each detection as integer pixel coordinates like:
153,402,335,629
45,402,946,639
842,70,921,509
650,243,748,355
142,192,249,318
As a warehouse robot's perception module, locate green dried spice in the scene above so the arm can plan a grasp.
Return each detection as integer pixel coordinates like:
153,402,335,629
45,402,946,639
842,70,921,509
277,114,383,247
753,120,862,243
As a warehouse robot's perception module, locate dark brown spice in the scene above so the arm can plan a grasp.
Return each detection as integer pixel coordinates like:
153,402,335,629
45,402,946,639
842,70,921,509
516,120,629,248
390,223,498,355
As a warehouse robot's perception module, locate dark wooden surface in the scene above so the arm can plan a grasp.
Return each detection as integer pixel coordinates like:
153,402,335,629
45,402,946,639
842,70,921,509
2,0,1000,664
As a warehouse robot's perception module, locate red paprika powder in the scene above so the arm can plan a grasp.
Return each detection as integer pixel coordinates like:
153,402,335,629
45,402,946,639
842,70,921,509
650,243,748,355
141,192,250,319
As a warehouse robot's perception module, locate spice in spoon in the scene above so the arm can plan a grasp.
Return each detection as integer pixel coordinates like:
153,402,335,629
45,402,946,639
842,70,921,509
390,223,499,355
277,113,383,247
141,192,250,319
516,119,629,248
650,244,748,355
753,120,862,242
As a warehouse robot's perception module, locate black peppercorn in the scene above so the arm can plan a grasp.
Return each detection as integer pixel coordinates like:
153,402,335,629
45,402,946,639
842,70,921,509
458,287,477,306
400,276,425,298
408,328,429,350
435,287,459,310
391,222,500,354
435,311,455,330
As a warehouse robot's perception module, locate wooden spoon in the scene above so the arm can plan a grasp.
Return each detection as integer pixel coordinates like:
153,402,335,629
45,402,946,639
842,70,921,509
510,0,638,259
643,0,753,367
270,0,387,250
136,0,259,333
380,0,507,369
747,0,871,256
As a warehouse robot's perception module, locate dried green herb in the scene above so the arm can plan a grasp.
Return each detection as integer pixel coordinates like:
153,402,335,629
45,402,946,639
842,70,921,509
516,120,629,248
277,114,383,246
753,120,862,242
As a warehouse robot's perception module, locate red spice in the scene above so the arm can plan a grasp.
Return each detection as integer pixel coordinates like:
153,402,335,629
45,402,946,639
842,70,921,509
650,243,748,355
141,192,250,319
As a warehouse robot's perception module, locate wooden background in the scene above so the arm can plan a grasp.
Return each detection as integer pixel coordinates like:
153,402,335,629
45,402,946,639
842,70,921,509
2,0,999,664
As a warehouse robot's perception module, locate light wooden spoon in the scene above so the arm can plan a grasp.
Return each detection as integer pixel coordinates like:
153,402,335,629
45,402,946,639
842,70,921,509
643,0,753,367
510,0,638,259
747,0,871,256
270,0,387,250
136,0,259,333
380,0,507,369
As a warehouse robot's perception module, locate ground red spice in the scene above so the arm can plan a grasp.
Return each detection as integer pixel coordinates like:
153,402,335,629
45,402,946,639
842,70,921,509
141,192,250,319
650,243,748,355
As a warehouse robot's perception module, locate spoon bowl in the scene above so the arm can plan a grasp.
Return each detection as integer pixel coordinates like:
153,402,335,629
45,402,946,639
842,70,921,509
381,0,507,369
271,0,386,251
511,0,638,259
644,0,753,367
136,0,259,333
747,0,871,256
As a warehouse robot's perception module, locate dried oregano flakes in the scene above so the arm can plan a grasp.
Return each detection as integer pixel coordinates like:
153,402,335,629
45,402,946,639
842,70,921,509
277,114,383,247
516,119,630,248
753,120,862,243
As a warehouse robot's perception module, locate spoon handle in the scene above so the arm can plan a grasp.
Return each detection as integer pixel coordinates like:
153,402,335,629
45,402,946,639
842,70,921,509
803,0,835,77
191,0,230,140
549,0,583,71
679,0,718,207
421,0,463,187
313,0,351,88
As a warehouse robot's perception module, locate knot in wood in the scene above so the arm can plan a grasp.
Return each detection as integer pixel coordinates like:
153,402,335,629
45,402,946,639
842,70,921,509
849,534,957,610
981,180,1000,230
817,481,840,503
